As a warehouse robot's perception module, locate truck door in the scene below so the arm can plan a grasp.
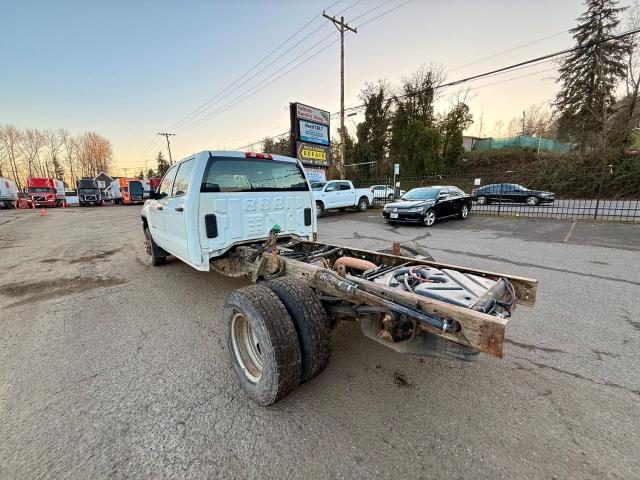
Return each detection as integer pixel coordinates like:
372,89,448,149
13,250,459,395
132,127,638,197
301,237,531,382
162,159,195,263
323,181,339,208
338,181,354,207
148,166,177,249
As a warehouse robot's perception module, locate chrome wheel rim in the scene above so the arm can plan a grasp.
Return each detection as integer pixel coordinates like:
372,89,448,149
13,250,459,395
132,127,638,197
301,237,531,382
315,202,322,217
461,206,468,218
359,200,367,210
424,211,435,226
231,312,263,383
477,197,486,205
527,197,537,206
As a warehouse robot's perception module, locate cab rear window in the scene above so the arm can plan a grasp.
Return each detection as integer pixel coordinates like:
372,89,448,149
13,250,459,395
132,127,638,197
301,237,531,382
201,157,309,193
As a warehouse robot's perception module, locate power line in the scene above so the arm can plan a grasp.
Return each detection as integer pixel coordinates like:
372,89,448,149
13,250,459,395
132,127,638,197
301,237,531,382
447,29,569,73
177,0,411,134
166,0,348,133
355,0,413,28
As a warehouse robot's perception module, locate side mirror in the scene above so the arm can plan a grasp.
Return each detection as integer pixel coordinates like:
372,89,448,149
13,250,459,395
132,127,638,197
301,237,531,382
437,194,447,202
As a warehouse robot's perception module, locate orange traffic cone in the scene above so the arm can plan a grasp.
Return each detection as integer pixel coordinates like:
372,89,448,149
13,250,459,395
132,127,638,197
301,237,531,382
39,208,46,216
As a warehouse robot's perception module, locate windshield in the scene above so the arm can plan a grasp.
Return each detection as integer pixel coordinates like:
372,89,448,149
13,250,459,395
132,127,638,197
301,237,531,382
79,188,99,193
28,187,52,193
402,187,440,201
129,181,143,196
201,157,309,192
311,182,326,191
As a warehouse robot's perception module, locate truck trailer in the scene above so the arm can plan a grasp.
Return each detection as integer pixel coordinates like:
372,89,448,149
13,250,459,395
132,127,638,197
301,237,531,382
27,177,66,207
0,177,18,208
140,151,538,406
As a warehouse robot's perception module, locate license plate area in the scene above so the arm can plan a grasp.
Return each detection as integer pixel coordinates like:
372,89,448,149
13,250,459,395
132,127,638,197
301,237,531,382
390,213,398,219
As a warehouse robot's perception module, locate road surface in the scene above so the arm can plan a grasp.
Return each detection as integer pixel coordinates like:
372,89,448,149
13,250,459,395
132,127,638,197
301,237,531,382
1,207,639,479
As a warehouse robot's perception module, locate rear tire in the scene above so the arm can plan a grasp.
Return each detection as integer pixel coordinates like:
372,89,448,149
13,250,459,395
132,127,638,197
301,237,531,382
224,285,302,406
144,226,166,266
264,278,332,384
357,197,369,212
526,196,539,206
315,201,325,218
458,203,469,220
476,196,487,205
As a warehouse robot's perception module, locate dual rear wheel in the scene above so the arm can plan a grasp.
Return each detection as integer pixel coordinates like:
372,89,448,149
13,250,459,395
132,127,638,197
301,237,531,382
224,279,332,406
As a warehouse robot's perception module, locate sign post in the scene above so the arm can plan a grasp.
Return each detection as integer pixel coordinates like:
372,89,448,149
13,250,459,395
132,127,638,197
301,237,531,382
290,102,331,176
393,163,400,197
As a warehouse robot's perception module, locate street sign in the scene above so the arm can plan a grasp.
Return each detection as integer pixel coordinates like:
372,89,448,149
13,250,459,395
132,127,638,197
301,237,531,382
298,120,329,145
296,103,330,125
394,163,400,175
474,178,481,186
296,141,330,166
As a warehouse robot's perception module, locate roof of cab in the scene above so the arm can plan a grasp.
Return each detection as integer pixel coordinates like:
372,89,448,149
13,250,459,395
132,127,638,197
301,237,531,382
178,150,298,164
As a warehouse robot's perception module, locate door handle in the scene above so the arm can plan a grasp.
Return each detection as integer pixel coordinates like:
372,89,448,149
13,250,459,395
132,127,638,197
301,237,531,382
175,206,184,212
157,206,163,210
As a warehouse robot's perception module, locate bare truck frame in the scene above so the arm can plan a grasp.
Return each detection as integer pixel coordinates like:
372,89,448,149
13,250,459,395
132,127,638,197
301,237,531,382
197,228,538,405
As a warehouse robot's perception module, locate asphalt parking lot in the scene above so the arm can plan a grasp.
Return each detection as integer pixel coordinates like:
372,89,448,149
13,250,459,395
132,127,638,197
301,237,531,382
1,206,639,479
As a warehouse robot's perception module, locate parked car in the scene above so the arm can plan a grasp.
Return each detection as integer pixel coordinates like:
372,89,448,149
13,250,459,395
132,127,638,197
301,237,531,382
471,183,555,206
312,180,373,217
370,184,406,201
383,186,471,227
0,177,18,208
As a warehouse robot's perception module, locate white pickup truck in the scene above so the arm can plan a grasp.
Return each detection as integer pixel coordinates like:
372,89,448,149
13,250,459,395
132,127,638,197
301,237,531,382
140,150,537,406
311,180,373,217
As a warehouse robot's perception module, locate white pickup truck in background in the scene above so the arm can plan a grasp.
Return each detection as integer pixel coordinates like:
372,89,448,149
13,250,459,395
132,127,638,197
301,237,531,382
311,180,373,217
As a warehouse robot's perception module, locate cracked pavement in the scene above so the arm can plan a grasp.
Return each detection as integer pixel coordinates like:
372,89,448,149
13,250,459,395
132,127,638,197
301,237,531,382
0,207,639,479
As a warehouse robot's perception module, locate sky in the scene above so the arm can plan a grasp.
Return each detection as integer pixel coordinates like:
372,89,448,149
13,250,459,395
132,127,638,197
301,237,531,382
0,0,590,175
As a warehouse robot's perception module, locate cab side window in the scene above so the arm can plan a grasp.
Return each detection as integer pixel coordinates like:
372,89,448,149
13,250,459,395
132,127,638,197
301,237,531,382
338,182,351,191
172,159,195,197
158,166,178,199
325,182,338,192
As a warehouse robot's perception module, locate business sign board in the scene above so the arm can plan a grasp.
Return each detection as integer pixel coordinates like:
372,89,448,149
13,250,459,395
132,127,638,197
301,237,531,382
296,141,330,166
296,103,330,125
303,166,327,183
298,120,329,145
290,102,331,166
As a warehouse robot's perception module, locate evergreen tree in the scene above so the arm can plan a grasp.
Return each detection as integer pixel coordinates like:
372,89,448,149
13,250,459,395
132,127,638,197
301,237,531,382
52,156,65,180
439,103,473,168
555,0,628,152
138,170,144,179
156,151,170,176
147,168,155,179
353,81,392,177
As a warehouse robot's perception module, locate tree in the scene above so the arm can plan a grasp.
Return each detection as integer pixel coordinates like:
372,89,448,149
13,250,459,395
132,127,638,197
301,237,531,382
147,168,156,179
156,151,170,176
439,102,473,168
0,124,24,189
76,132,113,177
352,81,393,177
621,1,640,145
389,64,445,176
555,0,628,152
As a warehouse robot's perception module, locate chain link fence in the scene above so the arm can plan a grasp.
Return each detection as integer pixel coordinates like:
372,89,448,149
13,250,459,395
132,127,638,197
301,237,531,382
353,168,640,222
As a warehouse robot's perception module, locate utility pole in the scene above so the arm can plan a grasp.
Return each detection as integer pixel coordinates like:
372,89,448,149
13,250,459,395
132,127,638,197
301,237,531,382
157,132,176,165
521,110,526,136
323,11,357,179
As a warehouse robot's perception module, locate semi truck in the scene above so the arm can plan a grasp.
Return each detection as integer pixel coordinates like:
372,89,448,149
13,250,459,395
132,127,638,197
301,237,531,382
0,177,18,208
76,179,104,206
107,177,145,205
27,177,66,207
140,151,538,406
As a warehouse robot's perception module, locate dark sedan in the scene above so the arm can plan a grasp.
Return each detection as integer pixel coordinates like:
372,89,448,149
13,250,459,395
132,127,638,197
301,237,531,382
471,183,555,206
382,186,471,227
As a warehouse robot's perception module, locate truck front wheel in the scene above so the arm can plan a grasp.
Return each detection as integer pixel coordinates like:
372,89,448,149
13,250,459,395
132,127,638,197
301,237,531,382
224,285,302,406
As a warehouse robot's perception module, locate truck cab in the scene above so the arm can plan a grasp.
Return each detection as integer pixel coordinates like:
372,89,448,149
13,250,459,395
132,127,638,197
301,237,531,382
110,178,145,205
76,179,103,206
141,151,316,270
27,177,66,207
311,180,373,216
